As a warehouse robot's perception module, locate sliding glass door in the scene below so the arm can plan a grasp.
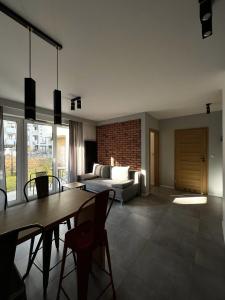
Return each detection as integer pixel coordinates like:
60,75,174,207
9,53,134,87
27,123,53,177
2,118,69,204
3,120,17,202
3,117,23,204
56,126,69,184
26,122,69,197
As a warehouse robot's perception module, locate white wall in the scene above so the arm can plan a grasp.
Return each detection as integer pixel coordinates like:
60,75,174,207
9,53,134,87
159,111,223,197
145,113,159,195
222,90,225,238
83,122,96,141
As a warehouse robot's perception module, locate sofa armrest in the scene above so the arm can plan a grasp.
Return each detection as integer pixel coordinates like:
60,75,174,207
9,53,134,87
112,179,134,189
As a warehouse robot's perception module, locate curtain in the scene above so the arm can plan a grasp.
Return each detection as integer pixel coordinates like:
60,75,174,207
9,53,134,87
69,120,84,182
0,106,6,209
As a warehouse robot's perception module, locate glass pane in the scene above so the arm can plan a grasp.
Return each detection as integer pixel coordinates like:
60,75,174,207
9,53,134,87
27,123,53,198
56,126,69,184
3,120,17,202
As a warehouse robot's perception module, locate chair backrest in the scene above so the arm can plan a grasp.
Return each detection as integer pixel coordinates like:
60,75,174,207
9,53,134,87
75,189,115,239
24,175,61,201
35,171,47,177
0,188,7,211
0,224,43,300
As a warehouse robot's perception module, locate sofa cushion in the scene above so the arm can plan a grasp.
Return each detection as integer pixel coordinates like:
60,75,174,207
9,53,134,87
100,165,111,178
78,173,98,181
111,166,129,181
111,179,134,189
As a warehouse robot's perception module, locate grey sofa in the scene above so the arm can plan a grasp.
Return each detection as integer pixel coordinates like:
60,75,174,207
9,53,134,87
78,165,141,203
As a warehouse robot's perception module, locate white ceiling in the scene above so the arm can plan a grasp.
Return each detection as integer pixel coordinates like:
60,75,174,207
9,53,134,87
0,0,225,121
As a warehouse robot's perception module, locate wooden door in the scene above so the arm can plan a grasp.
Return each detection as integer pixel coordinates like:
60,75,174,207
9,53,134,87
175,128,208,194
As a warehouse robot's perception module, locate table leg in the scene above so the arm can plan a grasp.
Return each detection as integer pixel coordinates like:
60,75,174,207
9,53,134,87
42,229,53,296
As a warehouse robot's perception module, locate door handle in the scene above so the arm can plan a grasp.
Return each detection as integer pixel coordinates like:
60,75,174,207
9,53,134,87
201,157,205,162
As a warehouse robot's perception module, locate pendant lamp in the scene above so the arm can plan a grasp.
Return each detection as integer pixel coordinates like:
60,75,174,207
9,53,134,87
54,47,62,124
25,28,36,120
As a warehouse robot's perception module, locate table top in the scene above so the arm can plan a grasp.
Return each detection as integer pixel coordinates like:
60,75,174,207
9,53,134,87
0,189,94,242
63,182,86,189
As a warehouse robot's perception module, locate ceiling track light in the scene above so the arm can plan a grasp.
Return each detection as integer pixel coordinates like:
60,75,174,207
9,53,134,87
206,103,212,114
54,47,62,125
0,3,63,123
71,99,75,110
202,18,212,39
76,97,81,109
70,97,82,110
25,28,36,120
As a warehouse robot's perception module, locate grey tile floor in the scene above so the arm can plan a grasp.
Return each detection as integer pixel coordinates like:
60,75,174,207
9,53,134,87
15,187,225,300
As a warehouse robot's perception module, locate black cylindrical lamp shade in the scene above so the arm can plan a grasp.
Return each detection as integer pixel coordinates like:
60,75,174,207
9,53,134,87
25,78,36,120
202,17,212,39
77,98,81,109
200,0,212,22
71,100,75,110
54,89,62,124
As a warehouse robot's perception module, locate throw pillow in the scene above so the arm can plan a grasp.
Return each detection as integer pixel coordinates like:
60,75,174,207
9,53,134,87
111,166,129,181
100,165,111,178
92,163,99,174
94,164,102,176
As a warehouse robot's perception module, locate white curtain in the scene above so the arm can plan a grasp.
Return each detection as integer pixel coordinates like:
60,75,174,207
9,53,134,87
69,120,84,182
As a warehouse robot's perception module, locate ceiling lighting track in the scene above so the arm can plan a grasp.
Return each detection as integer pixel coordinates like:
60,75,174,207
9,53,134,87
0,1,62,50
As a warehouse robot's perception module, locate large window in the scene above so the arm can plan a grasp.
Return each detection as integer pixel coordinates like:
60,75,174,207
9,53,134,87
3,120,17,201
27,123,53,178
56,126,69,184
2,118,69,204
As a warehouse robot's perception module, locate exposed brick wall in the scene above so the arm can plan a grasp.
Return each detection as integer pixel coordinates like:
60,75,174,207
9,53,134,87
96,119,141,170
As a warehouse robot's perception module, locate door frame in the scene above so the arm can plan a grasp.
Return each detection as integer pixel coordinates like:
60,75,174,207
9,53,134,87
149,129,159,187
174,127,208,194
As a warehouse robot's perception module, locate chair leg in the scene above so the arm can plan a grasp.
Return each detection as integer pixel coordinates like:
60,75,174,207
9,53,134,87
56,244,67,300
28,237,34,265
67,219,71,230
105,235,116,299
77,250,92,300
23,235,43,280
54,225,60,250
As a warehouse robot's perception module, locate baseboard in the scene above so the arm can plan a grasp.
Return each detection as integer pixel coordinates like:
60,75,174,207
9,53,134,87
208,192,223,198
160,185,174,189
141,192,150,197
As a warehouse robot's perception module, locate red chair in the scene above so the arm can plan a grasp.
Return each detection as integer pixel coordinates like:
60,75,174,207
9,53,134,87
56,189,116,300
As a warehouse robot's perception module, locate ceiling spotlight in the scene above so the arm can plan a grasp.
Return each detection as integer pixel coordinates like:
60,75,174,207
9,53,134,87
76,97,81,109
199,0,212,22
71,99,75,110
202,18,212,39
199,0,213,39
70,96,81,110
206,103,212,114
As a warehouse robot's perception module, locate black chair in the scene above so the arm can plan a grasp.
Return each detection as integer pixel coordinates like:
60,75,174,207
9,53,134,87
0,224,43,300
0,187,7,211
24,174,61,201
23,175,71,278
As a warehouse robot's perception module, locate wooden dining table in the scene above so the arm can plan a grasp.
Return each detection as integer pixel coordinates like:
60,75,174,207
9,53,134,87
0,188,98,295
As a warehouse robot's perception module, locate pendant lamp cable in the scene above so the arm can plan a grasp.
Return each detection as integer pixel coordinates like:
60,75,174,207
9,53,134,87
29,28,31,78
56,47,59,90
